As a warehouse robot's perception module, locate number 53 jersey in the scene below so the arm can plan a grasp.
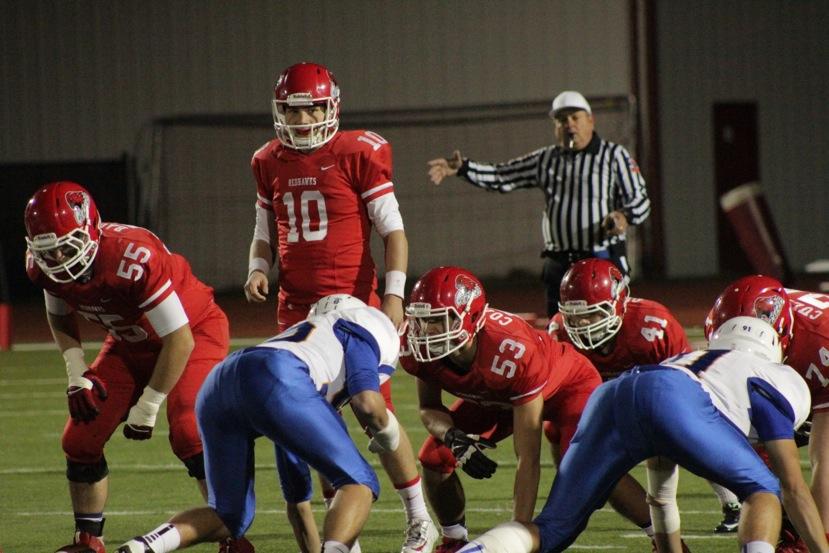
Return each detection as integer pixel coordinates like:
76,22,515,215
252,130,403,305
26,222,217,346
402,308,600,409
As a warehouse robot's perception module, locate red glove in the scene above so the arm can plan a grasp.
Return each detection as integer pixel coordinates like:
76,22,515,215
67,370,108,423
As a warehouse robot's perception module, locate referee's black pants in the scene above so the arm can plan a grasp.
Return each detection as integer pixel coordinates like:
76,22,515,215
540,242,630,317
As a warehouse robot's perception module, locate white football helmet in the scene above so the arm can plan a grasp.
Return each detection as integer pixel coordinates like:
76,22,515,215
708,315,783,363
308,294,367,317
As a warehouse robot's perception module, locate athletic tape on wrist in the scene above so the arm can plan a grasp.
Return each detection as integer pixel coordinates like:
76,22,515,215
384,270,406,298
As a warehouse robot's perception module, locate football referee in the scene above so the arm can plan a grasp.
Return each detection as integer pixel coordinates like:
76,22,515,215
428,90,650,316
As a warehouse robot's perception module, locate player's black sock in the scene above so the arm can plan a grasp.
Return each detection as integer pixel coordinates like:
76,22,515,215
74,513,105,536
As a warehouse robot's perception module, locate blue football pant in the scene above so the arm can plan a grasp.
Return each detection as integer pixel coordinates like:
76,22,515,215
195,347,379,538
534,367,780,553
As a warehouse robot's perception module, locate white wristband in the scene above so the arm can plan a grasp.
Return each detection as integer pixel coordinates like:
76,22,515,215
384,270,406,298
127,386,168,428
63,347,87,381
248,257,271,278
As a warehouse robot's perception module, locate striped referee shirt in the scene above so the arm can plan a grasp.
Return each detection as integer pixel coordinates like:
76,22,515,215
457,133,650,253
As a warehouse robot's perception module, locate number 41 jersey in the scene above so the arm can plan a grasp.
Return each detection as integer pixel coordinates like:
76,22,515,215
252,130,402,305
26,223,216,345
549,298,690,380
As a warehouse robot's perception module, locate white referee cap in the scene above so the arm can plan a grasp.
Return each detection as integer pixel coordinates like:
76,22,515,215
550,91,591,117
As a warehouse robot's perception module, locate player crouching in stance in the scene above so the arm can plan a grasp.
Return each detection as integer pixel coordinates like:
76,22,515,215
24,182,231,553
460,316,828,553
401,267,655,553
118,295,405,553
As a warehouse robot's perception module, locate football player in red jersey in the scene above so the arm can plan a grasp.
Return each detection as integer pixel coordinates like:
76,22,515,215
402,266,655,553
706,275,829,553
24,182,232,553
242,62,436,553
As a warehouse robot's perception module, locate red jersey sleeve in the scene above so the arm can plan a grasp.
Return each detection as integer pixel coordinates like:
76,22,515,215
345,131,395,203
252,140,277,211
547,312,567,342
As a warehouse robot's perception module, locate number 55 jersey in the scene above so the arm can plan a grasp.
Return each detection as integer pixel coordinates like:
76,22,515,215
27,222,222,354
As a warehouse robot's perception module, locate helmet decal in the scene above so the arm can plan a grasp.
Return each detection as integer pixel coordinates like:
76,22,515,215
455,273,482,309
65,190,90,226
753,294,785,326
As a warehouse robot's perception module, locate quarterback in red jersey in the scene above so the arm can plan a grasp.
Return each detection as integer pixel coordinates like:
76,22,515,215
243,62,435,553
402,267,654,553
706,275,829,552
25,182,231,553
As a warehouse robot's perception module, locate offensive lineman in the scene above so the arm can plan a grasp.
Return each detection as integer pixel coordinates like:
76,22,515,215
24,182,231,553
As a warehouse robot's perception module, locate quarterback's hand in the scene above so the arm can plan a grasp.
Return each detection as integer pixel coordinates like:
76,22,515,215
381,294,405,330
427,150,463,185
244,270,269,302
67,370,108,423
444,427,498,479
602,210,629,236
123,387,166,441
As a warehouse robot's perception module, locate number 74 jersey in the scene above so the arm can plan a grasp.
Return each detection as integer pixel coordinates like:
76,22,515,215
784,289,829,412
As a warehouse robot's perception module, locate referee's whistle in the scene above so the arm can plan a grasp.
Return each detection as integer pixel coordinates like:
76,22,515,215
566,132,575,150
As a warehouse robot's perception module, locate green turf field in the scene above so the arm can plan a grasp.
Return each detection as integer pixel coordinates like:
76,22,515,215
0,346,808,552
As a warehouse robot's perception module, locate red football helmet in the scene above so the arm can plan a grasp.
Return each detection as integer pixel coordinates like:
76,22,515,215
272,62,341,150
24,181,101,283
704,275,793,353
558,258,629,349
405,267,489,362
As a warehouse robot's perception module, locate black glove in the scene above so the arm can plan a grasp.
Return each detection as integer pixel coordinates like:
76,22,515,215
795,419,812,448
443,427,497,479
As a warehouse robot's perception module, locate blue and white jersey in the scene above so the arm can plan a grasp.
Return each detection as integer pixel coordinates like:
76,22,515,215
257,306,399,405
661,349,811,443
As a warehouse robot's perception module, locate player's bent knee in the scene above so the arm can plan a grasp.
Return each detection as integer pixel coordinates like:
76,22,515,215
182,452,206,480
66,456,109,483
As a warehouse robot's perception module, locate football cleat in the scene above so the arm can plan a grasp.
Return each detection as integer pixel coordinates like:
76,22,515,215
776,527,807,553
218,537,255,553
56,531,106,553
401,518,439,553
116,537,154,553
713,502,741,533
434,537,468,553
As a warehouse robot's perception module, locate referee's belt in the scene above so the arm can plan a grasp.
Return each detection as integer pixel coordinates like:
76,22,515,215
540,248,610,261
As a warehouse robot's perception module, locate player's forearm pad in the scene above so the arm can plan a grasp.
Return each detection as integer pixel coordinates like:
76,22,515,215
369,409,400,453
384,270,406,298
63,347,88,386
646,461,681,534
